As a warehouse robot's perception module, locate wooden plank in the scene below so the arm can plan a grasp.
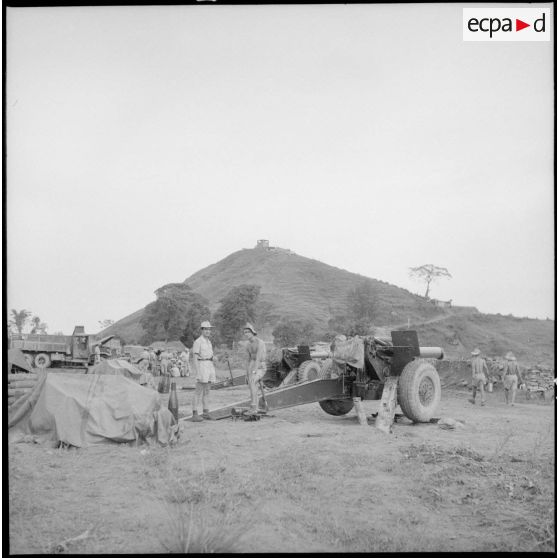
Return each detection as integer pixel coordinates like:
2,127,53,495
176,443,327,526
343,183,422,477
375,376,399,434
352,397,368,426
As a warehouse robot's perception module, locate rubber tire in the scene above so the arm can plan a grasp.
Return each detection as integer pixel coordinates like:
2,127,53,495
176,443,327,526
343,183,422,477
319,358,334,379
397,360,441,423
297,360,322,382
319,398,354,416
34,353,51,369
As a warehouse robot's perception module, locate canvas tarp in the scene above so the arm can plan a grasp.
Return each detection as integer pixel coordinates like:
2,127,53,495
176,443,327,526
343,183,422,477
89,358,143,380
8,372,177,447
332,336,365,369
89,359,156,389
8,348,33,374
123,345,147,363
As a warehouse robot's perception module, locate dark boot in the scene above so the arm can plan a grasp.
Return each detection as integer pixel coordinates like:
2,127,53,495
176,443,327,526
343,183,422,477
202,409,213,420
191,411,204,422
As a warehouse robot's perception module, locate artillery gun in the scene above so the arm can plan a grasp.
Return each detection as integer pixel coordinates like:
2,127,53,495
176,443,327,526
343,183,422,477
262,341,332,388
188,330,443,427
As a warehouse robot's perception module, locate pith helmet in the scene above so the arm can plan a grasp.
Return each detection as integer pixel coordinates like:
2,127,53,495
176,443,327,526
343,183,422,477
200,321,213,329
471,348,480,356
243,322,257,335
505,351,515,360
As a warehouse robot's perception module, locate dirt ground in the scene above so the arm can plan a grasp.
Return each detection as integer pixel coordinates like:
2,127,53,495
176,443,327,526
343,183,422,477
8,369,556,554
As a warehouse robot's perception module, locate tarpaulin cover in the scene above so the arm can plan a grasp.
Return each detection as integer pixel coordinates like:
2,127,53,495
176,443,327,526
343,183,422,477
123,345,146,362
332,336,365,369
89,358,143,380
8,348,34,374
8,373,164,447
88,358,156,389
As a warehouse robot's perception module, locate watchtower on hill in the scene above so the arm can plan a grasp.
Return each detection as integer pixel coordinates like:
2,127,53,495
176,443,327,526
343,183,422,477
256,239,270,249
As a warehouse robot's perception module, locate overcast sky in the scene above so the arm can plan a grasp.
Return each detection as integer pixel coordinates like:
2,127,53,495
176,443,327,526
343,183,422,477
6,3,555,335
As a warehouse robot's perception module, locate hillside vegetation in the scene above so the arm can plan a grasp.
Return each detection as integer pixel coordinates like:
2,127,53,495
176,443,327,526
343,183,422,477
102,246,554,366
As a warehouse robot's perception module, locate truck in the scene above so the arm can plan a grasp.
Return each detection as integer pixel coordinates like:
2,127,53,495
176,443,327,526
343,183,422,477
8,326,116,369
196,330,444,428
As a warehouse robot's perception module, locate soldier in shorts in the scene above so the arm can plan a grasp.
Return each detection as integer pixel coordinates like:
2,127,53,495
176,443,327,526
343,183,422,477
469,348,489,406
191,321,216,422
243,323,267,412
503,352,523,406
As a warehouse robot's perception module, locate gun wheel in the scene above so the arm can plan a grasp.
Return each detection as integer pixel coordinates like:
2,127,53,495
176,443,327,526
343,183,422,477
297,360,322,382
319,398,354,416
34,353,51,369
398,360,441,422
318,358,335,379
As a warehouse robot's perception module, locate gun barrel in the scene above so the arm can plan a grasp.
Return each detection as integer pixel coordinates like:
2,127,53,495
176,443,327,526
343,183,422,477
419,347,444,360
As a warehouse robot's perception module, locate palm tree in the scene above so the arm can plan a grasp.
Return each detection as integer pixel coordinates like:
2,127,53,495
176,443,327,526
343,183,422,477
9,309,32,334
30,315,48,334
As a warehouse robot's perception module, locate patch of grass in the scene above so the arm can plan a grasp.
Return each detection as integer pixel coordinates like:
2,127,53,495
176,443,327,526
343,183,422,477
399,441,555,552
140,452,254,553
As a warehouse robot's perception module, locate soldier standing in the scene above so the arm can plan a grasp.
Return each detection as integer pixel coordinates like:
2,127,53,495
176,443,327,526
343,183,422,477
191,321,216,422
180,347,190,377
93,344,101,365
243,323,267,412
503,352,524,406
468,348,489,406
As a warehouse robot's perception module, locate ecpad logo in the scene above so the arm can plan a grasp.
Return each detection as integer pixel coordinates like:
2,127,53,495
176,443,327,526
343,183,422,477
463,8,550,41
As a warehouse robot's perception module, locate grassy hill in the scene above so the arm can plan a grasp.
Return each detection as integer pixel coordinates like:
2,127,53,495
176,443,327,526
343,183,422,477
102,246,555,366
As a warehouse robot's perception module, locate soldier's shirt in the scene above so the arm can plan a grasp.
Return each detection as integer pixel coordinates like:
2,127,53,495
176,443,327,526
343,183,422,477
193,335,216,383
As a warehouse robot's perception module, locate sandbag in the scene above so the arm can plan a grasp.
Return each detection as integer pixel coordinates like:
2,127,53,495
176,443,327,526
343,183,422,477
8,373,39,382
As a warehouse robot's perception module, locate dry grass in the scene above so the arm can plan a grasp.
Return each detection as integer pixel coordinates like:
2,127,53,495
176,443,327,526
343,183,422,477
399,439,555,552
141,449,253,553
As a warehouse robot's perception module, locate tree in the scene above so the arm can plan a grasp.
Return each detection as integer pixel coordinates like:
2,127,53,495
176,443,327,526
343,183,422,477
140,283,211,347
9,309,32,334
213,285,261,348
272,318,315,347
326,280,379,339
98,319,115,331
346,280,379,321
409,264,452,299
30,315,48,334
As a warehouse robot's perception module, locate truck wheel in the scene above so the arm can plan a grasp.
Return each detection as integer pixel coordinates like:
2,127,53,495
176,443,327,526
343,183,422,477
34,353,51,369
397,360,441,422
297,360,322,382
319,398,354,416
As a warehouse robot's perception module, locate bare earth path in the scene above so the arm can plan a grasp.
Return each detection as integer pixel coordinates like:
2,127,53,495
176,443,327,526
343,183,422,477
8,373,555,554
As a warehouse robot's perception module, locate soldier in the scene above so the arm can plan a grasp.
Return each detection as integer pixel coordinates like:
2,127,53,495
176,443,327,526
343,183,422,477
180,347,190,377
503,352,524,406
148,348,158,375
468,348,489,406
243,323,267,412
191,321,216,422
94,344,101,365
159,349,170,376
138,347,150,372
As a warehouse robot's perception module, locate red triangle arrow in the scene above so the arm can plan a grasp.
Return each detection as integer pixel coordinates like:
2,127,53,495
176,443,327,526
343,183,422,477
516,19,530,31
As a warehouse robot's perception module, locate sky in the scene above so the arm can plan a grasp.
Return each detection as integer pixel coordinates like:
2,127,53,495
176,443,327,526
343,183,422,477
5,2,555,335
